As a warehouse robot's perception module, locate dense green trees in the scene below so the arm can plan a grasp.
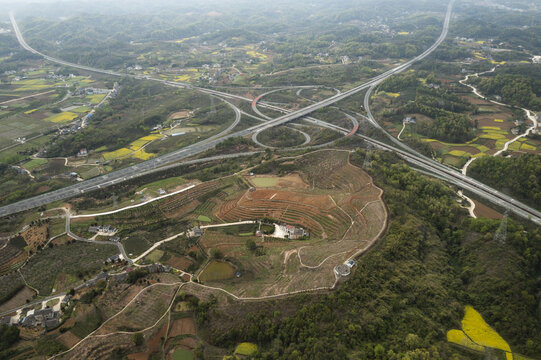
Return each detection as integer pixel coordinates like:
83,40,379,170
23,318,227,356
471,73,541,110
379,72,419,93
0,325,19,352
416,113,474,143
468,154,541,210
377,73,476,143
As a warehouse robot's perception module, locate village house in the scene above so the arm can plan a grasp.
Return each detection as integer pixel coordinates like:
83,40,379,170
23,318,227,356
280,225,309,240
187,227,203,238
403,117,416,124
105,254,121,264
88,224,117,234
21,308,59,328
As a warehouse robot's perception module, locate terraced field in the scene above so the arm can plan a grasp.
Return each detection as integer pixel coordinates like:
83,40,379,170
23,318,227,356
205,150,387,296
97,283,179,334
66,151,386,298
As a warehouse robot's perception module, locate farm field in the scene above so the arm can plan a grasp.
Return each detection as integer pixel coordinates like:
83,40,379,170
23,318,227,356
199,260,235,282
102,133,163,161
235,342,258,356
20,241,118,295
96,283,179,333
70,179,237,257
250,177,278,187
172,348,194,360
199,150,387,296
45,111,79,123
22,158,48,171
0,286,35,313
447,306,516,360
65,150,386,298
381,84,540,169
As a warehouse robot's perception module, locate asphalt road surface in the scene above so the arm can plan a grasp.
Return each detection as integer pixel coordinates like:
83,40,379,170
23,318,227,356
8,0,538,226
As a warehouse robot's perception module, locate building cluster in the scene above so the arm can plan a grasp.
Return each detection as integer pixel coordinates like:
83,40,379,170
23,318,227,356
0,296,71,329
58,119,82,135
279,224,309,240
88,224,117,234
105,254,122,264
0,260,174,330
187,226,203,238
47,73,75,81
75,87,110,96
20,308,59,328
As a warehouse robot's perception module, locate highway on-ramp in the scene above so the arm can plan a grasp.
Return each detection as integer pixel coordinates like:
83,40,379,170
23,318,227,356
6,0,541,226
2,1,455,217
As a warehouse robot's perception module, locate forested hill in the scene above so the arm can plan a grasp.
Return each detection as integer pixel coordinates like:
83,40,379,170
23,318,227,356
471,72,541,111
468,153,541,211
198,150,541,359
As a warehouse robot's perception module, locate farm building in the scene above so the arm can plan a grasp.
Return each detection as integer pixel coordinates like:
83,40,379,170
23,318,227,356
279,225,309,240
88,225,117,234
105,254,121,264
187,227,203,238
21,308,59,328
403,117,416,124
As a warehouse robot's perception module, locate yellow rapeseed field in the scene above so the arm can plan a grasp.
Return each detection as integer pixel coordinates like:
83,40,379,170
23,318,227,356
447,306,514,360
87,94,106,104
380,91,400,98
449,150,468,157
446,329,485,352
234,343,258,356
45,112,78,123
520,143,536,151
508,141,521,151
129,139,149,150
246,50,268,60
103,147,132,160
461,306,511,352
175,75,192,82
480,133,506,140
133,149,156,160
140,134,163,141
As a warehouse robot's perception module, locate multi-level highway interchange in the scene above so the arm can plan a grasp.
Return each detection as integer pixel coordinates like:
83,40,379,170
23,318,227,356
1,0,541,228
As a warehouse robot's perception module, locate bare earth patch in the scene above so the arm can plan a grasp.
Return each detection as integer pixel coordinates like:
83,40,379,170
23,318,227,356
169,317,196,338
57,331,81,349
0,286,35,313
473,200,504,220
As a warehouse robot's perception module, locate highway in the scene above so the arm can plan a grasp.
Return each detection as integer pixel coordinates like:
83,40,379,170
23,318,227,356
255,100,541,225
6,0,541,225
3,2,454,216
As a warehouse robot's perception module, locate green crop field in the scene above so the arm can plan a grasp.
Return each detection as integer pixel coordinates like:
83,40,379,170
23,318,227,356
199,260,235,282
145,249,164,263
197,215,211,222
22,158,48,171
172,348,194,360
251,177,278,187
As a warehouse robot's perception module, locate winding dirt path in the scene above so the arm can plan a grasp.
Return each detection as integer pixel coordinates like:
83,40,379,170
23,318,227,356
456,68,538,218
